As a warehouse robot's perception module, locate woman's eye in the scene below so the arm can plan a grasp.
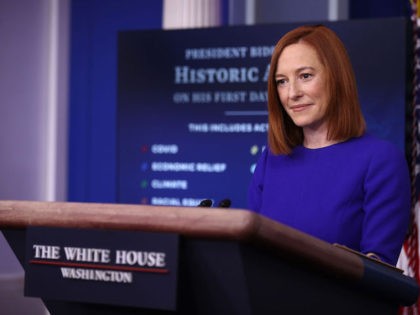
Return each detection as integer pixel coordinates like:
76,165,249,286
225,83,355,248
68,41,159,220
276,79,286,86
301,73,313,80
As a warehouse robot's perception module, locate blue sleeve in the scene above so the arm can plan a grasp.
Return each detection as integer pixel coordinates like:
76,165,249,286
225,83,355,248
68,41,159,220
247,148,268,212
362,142,411,265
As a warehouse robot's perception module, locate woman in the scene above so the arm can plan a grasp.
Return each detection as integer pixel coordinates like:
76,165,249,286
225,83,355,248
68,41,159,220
247,25,410,266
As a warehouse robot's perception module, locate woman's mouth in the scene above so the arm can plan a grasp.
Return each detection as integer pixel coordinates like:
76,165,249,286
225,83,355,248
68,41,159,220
289,104,312,112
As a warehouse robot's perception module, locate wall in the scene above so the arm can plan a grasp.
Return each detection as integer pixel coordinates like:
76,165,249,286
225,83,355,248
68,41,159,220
0,0,69,202
0,2,69,313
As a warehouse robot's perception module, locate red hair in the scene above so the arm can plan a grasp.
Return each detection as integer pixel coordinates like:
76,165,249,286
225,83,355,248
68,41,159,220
267,25,366,154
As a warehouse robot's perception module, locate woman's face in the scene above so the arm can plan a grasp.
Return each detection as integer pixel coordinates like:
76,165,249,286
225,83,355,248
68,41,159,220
275,42,330,134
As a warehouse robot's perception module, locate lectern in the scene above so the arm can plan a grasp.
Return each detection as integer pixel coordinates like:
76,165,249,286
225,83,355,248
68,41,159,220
0,200,418,315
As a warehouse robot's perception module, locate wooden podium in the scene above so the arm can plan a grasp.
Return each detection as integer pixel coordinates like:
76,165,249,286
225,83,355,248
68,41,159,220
0,200,418,315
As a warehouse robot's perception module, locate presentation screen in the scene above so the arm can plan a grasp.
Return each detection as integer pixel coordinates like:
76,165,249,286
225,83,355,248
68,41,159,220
117,18,408,209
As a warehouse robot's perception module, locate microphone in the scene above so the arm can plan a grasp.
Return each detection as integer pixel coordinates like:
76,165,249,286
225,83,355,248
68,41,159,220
217,199,231,208
197,199,213,207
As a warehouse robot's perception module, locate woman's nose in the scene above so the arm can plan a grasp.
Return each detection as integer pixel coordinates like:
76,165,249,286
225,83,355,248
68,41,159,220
289,81,303,100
